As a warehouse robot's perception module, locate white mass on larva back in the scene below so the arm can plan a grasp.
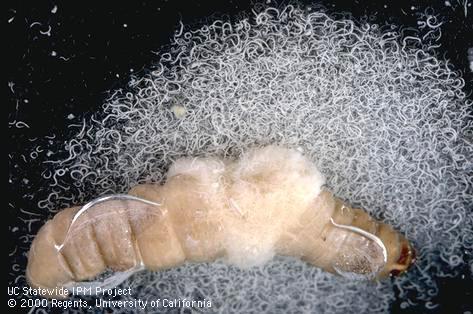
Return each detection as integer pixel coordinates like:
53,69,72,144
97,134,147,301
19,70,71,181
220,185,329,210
38,5,472,314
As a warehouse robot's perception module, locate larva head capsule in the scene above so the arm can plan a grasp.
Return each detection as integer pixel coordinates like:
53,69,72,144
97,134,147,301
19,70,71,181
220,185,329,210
388,238,416,277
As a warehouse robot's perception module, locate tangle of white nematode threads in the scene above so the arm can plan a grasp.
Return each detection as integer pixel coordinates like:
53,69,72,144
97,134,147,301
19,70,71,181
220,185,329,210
16,4,472,314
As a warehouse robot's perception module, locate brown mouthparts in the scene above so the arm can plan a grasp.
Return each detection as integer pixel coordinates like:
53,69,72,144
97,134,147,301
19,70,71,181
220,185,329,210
390,239,416,277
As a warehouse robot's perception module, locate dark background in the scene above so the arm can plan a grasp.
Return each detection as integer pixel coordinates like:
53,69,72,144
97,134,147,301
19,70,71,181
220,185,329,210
7,1,472,313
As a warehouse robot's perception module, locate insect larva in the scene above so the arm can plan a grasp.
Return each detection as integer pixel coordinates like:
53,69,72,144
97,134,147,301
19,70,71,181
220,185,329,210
26,146,415,298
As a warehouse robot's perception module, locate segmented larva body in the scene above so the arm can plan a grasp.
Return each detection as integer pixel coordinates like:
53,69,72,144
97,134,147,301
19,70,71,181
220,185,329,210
27,146,415,298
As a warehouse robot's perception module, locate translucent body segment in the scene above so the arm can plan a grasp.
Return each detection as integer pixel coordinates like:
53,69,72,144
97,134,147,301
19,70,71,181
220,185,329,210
56,209,106,281
82,202,138,271
128,185,186,270
278,189,406,279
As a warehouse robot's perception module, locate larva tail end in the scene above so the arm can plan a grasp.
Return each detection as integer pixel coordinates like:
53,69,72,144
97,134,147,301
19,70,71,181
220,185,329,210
26,220,72,299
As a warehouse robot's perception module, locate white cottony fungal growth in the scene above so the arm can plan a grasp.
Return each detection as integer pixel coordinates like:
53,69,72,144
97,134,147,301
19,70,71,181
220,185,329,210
31,4,472,314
